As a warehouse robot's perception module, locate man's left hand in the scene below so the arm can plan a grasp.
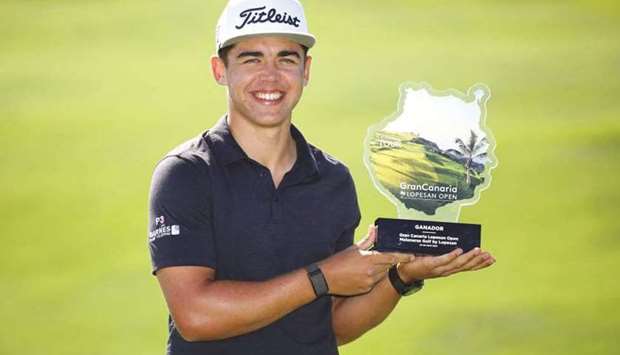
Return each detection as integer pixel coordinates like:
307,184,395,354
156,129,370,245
396,247,496,284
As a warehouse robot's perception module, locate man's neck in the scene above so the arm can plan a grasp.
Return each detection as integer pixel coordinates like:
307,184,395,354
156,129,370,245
227,113,297,187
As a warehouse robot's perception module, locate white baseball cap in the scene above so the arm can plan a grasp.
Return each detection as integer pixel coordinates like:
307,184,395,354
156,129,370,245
215,0,316,51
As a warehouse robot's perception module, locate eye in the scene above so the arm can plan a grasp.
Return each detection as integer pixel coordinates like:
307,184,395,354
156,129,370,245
280,58,298,64
242,58,260,64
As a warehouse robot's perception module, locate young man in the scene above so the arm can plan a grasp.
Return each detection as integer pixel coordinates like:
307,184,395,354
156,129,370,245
148,1,495,354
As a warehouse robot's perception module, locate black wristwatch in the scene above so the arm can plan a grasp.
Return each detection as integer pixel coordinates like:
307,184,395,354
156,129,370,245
388,265,424,296
305,263,329,297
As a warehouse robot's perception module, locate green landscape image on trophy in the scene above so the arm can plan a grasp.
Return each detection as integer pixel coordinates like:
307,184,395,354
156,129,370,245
365,83,497,221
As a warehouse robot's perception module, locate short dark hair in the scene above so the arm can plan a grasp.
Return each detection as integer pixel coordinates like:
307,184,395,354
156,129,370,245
217,43,309,67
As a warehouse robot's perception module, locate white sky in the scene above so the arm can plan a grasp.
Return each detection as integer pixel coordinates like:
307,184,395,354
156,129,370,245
384,87,487,152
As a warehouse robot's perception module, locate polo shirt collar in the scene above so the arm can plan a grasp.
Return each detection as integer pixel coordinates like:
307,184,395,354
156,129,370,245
289,122,321,183
206,115,246,165
205,115,320,181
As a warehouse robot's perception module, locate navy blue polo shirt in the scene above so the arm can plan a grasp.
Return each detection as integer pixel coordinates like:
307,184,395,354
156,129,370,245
148,116,361,355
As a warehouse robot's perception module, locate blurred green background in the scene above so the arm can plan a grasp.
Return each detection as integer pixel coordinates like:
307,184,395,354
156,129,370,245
1,0,619,354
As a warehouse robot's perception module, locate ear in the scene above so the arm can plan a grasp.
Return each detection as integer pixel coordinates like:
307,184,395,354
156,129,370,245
211,55,228,86
303,55,312,87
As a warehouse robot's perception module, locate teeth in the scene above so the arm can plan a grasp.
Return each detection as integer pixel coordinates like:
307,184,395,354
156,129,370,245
255,92,282,101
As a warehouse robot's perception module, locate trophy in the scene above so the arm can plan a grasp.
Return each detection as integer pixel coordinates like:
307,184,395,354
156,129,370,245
364,83,497,255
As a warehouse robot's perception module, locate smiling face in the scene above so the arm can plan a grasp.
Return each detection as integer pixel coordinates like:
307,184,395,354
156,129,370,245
211,36,312,128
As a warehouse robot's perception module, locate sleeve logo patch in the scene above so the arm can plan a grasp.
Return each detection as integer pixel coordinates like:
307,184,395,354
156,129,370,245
149,215,181,242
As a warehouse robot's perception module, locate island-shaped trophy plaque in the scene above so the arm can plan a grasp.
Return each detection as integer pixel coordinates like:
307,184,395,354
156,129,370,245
364,83,497,255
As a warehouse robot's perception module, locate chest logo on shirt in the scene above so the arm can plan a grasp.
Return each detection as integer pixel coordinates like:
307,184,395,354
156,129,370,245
149,215,180,242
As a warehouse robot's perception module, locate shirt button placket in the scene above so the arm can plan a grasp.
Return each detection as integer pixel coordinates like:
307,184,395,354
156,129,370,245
272,192,282,222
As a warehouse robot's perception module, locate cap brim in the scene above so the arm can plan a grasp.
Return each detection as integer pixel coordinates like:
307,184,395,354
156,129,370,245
219,32,316,50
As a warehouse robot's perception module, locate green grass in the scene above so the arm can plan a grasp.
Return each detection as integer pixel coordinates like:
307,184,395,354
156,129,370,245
1,0,619,354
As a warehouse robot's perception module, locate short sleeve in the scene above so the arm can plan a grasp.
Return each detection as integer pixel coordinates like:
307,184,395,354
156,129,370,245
334,225,356,253
334,172,361,252
148,156,216,275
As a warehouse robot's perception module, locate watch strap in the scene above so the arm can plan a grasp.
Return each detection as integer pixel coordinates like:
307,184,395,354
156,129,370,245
388,265,424,296
305,263,329,297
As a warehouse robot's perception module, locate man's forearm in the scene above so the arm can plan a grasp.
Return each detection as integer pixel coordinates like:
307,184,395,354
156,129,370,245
161,267,316,342
331,275,401,345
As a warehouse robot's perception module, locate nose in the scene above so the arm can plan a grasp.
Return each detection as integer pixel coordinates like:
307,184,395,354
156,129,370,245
258,61,281,82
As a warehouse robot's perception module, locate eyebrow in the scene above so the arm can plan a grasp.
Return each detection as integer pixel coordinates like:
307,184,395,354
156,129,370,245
277,50,301,59
237,51,263,59
236,50,301,60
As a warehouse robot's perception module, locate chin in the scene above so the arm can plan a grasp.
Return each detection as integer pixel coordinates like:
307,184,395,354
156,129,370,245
250,115,290,128
245,105,293,127
229,100,295,128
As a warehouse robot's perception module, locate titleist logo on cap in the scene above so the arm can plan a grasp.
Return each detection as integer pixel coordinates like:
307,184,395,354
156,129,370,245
235,6,301,30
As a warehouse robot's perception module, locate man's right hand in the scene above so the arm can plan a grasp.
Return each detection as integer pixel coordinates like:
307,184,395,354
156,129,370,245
319,226,414,296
